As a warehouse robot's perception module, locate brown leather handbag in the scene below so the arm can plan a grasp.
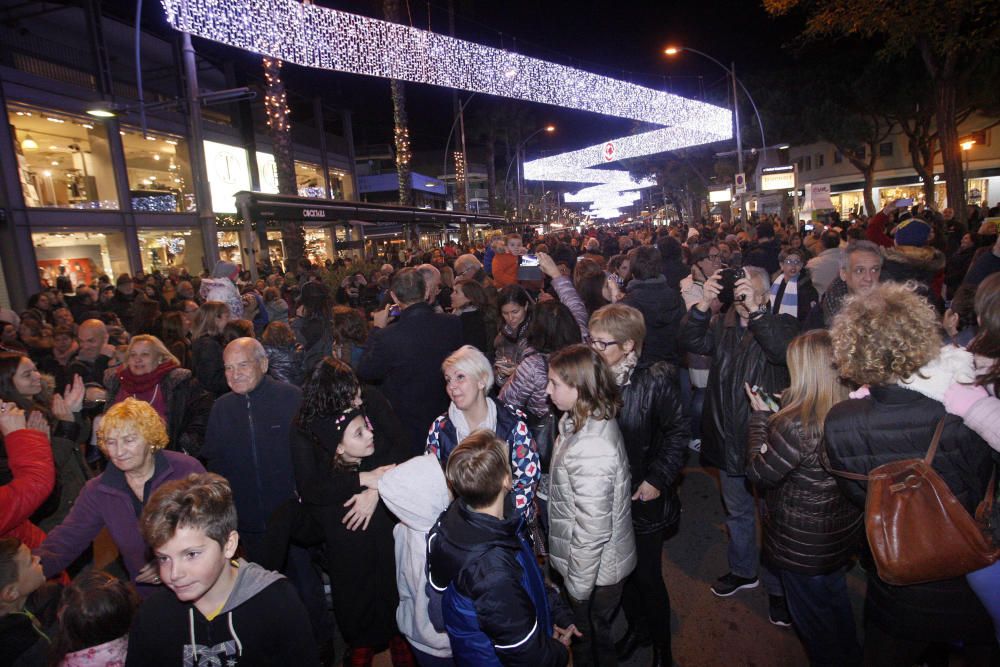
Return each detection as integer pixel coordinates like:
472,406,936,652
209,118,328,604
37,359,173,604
833,417,999,586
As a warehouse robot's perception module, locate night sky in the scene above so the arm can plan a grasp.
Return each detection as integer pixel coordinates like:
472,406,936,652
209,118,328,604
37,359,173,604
121,0,800,156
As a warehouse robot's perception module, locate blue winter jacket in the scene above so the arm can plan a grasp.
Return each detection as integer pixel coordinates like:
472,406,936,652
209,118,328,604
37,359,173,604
427,498,568,667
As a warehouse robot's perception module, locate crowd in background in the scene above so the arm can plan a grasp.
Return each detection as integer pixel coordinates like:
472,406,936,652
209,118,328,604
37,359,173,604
1,196,1000,667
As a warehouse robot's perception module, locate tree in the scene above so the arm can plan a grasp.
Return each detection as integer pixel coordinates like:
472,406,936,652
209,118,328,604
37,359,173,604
383,0,413,207
763,0,1000,221
263,56,304,270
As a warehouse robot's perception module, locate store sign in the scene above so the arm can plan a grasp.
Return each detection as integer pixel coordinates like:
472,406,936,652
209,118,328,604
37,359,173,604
761,167,795,192
804,183,833,210
204,141,252,213
709,188,732,203
256,152,280,194
302,208,327,218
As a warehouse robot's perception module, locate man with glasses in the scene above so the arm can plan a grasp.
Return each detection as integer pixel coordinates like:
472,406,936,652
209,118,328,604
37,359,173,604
770,248,818,327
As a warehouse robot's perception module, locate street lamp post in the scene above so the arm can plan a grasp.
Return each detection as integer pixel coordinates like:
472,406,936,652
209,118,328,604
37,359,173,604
502,125,555,221
664,46,767,222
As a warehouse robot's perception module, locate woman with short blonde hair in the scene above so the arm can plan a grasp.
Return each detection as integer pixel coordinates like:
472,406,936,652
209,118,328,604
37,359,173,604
426,345,538,519
102,334,209,456
36,397,204,596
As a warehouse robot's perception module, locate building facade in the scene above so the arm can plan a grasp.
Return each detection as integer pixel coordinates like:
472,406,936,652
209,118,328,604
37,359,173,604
0,2,357,310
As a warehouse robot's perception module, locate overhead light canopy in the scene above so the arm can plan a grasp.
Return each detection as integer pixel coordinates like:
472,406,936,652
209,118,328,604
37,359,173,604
21,135,38,150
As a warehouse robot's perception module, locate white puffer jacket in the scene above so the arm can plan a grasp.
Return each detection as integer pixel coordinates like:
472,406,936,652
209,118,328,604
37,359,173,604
547,414,637,600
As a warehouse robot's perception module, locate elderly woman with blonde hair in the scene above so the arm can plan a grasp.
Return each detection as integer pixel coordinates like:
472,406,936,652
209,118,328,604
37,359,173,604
101,334,212,456
824,281,995,665
34,398,204,597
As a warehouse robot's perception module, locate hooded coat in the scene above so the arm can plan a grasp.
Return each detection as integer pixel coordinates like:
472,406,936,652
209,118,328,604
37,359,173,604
378,455,452,658
125,560,319,666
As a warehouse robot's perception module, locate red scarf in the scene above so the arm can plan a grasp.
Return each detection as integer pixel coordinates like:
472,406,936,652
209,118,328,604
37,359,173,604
117,359,178,395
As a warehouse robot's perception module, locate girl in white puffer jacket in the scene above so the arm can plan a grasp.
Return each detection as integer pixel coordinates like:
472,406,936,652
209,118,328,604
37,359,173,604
545,344,636,667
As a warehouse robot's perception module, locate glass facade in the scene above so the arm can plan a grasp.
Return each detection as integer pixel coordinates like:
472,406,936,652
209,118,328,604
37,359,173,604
137,228,205,275
33,231,128,286
121,128,196,212
8,104,119,209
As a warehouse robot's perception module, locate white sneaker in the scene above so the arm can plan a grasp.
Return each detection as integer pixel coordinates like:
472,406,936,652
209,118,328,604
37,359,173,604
689,438,701,452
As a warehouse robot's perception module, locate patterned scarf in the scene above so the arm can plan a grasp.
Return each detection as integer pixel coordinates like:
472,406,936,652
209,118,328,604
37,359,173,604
770,275,799,318
610,351,639,388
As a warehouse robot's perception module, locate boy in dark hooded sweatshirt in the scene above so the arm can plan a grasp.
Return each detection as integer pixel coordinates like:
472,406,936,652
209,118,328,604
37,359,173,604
428,430,574,666
125,473,318,667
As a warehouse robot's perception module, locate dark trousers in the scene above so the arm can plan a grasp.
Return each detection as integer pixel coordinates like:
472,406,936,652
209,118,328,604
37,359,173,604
621,525,672,661
568,580,625,667
862,623,997,667
779,567,861,667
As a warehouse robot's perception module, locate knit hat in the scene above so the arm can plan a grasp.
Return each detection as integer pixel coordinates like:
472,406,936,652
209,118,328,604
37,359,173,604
893,218,932,247
328,407,368,445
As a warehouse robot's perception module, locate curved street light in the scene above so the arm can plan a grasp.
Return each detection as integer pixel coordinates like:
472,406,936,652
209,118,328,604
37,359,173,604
664,46,767,219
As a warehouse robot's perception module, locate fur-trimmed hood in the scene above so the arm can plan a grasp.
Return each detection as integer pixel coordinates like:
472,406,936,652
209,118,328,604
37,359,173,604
882,244,946,276
897,344,977,402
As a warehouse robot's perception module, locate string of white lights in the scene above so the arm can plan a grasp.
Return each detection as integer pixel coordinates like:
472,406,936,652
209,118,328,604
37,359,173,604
159,0,732,217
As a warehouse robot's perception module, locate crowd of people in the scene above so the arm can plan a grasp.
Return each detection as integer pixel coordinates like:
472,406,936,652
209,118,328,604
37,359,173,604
1,197,1000,667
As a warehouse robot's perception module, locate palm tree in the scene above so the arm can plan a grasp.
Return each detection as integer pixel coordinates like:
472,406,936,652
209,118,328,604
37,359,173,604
383,0,413,207
263,56,304,270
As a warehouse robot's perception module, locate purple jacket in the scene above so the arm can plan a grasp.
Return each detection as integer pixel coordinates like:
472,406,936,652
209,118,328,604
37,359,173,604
499,276,589,418
35,450,204,596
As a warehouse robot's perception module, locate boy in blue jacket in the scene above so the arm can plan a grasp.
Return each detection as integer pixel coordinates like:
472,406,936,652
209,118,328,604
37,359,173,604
428,429,574,666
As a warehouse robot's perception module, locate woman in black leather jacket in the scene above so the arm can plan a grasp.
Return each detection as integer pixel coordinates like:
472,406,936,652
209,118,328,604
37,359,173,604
825,282,995,666
747,330,862,666
588,304,688,666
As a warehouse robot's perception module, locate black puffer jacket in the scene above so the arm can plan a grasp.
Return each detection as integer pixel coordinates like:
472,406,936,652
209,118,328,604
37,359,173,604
103,367,213,457
617,361,689,534
621,276,685,366
679,306,798,475
824,386,995,643
747,411,862,575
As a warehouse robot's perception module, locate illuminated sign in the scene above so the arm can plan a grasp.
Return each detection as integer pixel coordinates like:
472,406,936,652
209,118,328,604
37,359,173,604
204,140,252,213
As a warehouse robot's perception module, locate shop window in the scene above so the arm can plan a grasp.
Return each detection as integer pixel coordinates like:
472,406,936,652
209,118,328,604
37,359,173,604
295,161,326,198
879,141,894,157
122,129,196,212
33,231,128,286
137,228,205,275
9,104,119,209
329,168,354,200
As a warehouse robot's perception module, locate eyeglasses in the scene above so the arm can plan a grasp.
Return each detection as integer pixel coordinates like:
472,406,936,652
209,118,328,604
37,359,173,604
455,266,475,278
705,253,722,262
590,339,620,351
782,258,802,266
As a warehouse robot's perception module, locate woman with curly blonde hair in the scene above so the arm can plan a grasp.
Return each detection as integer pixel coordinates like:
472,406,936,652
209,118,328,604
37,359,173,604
35,398,204,597
824,282,995,665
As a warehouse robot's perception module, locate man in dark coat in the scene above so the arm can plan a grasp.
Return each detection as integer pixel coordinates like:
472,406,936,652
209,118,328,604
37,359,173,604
743,222,781,276
679,265,798,621
657,235,689,290
622,245,685,366
357,268,463,454
108,274,137,332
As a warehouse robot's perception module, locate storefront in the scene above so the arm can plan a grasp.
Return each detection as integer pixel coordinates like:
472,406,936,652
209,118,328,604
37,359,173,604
32,230,129,286
121,127,197,213
136,228,205,275
8,103,119,209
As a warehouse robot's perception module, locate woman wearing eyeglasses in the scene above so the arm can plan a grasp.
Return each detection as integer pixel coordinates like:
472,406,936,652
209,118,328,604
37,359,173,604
770,248,818,327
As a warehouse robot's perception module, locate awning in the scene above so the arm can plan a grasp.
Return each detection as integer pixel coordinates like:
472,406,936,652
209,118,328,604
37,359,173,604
233,191,510,227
